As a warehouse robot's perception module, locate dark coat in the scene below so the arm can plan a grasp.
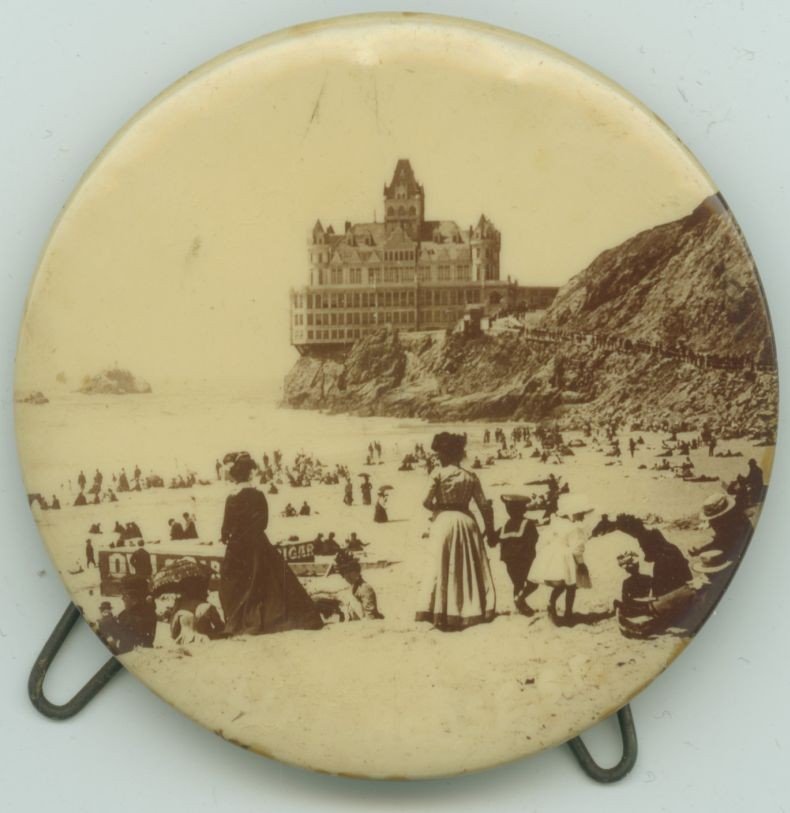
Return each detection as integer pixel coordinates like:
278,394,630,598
219,486,322,635
115,602,157,653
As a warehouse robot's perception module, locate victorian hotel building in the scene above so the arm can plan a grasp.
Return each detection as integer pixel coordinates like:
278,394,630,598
290,160,557,352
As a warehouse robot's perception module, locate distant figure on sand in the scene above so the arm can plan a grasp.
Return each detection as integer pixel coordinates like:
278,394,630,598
374,489,389,523
360,475,372,506
85,539,96,568
416,432,496,631
182,512,198,539
218,452,322,635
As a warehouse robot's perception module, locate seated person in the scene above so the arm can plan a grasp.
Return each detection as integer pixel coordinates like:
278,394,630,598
168,518,185,540
151,560,224,644
182,512,199,539
281,503,297,518
112,576,157,654
299,501,311,516
126,521,143,539
314,532,341,555
344,532,367,551
614,551,652,623
334,551,383,620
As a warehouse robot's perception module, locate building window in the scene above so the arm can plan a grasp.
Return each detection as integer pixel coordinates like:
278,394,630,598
438,265,451,280
350,268,362,284
331,269,343,284
307,330,313,340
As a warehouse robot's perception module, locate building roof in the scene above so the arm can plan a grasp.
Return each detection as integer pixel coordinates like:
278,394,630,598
384,159,424,198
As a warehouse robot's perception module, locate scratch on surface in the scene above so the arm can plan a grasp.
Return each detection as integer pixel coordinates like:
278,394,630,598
186,236,202,262
303,75,327,139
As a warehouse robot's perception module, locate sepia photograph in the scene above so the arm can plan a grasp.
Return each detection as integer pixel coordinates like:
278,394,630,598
12,14,778,780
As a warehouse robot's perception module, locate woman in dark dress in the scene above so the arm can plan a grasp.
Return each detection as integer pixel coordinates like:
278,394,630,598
219,452,323,635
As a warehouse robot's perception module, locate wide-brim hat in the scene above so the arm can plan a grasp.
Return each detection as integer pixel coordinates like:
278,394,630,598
701,492,736,521
150,558,210,596
557,493,594,518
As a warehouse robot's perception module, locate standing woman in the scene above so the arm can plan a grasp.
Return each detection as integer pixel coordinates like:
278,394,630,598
219,452,323,635
416,432,497,631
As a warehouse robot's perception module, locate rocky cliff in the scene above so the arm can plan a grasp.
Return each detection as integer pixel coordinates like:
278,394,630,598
283,196,777,431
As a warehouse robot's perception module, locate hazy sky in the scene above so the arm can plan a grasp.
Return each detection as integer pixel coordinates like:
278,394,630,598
17,16,714,392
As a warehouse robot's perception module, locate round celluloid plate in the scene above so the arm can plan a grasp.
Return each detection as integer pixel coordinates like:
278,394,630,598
15,13,778,779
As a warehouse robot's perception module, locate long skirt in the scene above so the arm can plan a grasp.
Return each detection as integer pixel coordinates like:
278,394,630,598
220,536,323,635
415,510,496,631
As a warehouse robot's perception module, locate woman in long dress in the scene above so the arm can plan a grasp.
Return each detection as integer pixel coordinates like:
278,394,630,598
526,493,593,623
219,452,323,635
415,432,497,631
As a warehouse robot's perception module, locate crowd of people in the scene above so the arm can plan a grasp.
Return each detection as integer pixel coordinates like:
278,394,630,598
60,417,767,654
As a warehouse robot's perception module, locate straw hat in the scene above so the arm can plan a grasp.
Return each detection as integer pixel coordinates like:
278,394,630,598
701,492,736,522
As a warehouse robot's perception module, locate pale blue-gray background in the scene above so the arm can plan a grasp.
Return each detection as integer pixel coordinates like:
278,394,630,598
1,1,787,810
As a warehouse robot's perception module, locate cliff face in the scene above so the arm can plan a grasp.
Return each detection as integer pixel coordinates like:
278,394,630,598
283,196,777,430
542,196,774,362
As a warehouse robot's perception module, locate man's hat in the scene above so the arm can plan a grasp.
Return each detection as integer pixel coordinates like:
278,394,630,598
701,492,736,522
99,600,113,611
501,494,530,506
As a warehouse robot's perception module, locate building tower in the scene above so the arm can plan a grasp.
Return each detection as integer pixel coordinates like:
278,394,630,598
470,214,501,287
383,159,425,239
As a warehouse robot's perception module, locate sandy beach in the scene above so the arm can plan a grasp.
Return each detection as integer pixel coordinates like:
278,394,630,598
15,391,773,777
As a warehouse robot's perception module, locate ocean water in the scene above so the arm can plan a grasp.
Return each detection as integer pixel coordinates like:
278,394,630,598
15,390,474,498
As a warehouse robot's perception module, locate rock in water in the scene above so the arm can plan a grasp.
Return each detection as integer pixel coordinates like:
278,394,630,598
78,368,152,395
15,390,49,405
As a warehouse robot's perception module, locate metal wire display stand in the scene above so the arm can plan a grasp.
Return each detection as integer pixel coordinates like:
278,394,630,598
29,601,638,782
